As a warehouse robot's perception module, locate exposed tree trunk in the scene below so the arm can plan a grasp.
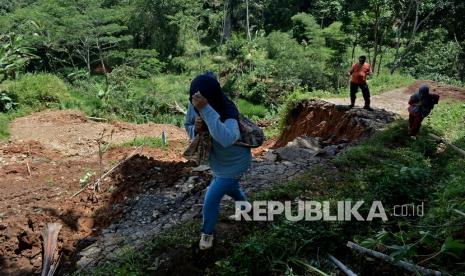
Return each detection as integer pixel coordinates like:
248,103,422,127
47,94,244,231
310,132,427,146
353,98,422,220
222,0,233,43
377,48,383,76
96,37,109,91
246,0,251,40
86,46,91,79
393,0,414,67
351,33,358,61
391,0,442,74
372,3,381,73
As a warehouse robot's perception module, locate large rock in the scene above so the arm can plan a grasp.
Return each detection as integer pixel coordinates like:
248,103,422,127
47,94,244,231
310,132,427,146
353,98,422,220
273,136,322,161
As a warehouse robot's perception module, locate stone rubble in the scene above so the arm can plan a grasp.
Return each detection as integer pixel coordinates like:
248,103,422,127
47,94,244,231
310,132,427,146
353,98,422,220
75,137,344,271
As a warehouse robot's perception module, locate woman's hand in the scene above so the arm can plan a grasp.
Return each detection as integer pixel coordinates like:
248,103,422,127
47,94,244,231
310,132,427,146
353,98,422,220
192,92,208,110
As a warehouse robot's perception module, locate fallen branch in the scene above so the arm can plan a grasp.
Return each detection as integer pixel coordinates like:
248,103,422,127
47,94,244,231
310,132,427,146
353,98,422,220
70,144,144,199
41,223,62,276
347,241,441,276
428,133,465,157
26,161,32,176
168,101,187,115
86,116,108,122
328,254,358,276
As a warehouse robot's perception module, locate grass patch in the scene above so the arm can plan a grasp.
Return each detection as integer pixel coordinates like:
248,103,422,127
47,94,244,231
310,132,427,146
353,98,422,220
424,100,465,148
119,137,167,149
0,113,10,140
0,73,70,110
0,108,33,140
236,98,268,119
214,116,465,275
288,72,415,100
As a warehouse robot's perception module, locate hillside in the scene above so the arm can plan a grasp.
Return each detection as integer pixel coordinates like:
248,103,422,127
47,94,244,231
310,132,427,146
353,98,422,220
1,0,465,275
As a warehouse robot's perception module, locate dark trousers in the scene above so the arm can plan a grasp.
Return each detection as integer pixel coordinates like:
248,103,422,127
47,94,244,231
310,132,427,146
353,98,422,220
350,82,371,107
408,113,424,136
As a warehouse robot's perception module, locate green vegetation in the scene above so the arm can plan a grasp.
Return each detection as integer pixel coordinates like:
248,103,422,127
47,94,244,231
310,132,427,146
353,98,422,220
424,101,465,148
236,99,268,119
1,0,463,139
1,0,464,274
88,99,465,275
1,73,70,109
119,137,167,149
214,104,465,275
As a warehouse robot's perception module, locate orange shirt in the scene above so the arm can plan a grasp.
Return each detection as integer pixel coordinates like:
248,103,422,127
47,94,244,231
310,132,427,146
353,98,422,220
350,63,371,84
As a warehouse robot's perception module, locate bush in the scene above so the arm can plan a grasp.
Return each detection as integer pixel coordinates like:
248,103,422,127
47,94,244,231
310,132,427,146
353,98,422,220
0,73,70,110
236,99,268,119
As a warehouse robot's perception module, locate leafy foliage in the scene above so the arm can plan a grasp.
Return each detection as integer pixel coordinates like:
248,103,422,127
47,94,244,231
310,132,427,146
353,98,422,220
0,73,70,110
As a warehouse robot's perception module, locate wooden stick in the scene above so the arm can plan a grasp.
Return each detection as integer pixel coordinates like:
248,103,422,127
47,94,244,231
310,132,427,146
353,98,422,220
70,145,143,199
26,161,32,176
328,254,358,276
86,116,108,122
428,133,465,157
41,223,62,276
347,241,441,275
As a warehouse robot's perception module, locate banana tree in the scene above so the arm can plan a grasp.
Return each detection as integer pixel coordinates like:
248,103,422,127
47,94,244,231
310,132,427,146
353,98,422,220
0,33,37,82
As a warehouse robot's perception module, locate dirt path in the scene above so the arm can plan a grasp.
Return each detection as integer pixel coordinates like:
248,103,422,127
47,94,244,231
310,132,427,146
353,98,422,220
9,110,187,158
325,80,465,117
325,86,410,117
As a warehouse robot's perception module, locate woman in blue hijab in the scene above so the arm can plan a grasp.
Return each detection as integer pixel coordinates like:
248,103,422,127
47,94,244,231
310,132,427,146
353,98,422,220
185,72,251,250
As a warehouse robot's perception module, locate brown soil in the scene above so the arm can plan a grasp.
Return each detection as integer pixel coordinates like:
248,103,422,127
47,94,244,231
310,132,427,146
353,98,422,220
9,110,188,158
0,110,192,275
407,80,465,101
325,80,465,117
274,100,393,148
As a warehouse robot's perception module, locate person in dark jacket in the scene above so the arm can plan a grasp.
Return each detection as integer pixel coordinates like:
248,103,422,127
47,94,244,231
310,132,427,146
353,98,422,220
408,84,440,139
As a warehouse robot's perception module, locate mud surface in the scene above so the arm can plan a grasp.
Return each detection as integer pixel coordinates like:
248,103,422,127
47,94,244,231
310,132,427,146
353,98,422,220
0,111,188,275
9,110,187,158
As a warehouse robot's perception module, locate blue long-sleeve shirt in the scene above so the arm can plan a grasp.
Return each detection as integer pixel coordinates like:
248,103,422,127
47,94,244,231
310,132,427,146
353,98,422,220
184,103,251,178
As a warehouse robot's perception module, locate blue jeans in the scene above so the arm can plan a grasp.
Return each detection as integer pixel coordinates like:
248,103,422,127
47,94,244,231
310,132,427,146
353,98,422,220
201,177,246,234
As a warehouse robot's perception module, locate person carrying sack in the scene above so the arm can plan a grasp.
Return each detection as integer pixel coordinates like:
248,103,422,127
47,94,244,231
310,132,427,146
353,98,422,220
184,72,251,250
408,84,440,139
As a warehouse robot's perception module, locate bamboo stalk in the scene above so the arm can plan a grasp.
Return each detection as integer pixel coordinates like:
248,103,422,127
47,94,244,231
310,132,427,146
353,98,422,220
86,116,108,122
428,133,465,157
328,254,358,276
347,241,441,275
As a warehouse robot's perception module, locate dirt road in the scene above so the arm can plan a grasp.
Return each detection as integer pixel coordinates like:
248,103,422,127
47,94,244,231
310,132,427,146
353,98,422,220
325,80,465,117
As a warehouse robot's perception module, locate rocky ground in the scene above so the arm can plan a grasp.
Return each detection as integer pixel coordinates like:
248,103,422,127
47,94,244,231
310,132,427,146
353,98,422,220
0,99,402,275
73,101,397,273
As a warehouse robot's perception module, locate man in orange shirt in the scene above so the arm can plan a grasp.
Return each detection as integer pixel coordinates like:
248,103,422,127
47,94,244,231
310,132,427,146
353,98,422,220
348,55,372,110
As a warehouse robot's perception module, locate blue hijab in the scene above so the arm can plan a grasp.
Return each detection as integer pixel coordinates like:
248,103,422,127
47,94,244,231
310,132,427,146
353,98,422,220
189,73,239,122
418,84,429,97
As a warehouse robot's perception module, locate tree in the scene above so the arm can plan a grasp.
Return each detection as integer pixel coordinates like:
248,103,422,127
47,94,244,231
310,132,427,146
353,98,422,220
389,0,449,74
0,33,37,81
